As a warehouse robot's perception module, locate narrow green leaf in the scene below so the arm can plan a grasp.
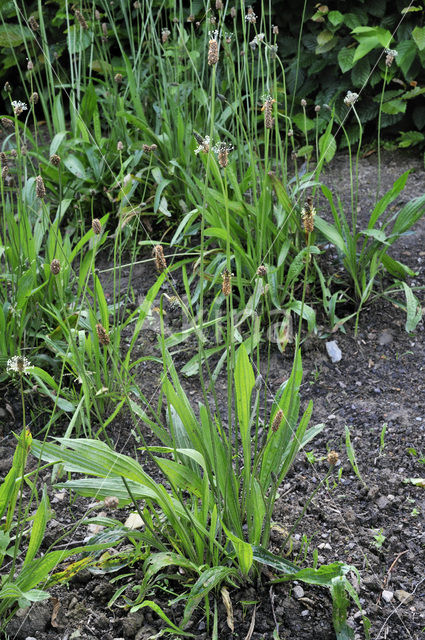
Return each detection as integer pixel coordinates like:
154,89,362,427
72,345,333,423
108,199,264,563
222,523,253,576
182,567,238,627
235,345,255,473
23,486,50,567
402,283,422,332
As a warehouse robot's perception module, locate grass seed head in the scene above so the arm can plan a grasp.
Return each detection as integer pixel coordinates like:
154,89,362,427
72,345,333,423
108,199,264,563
114,73,123,84
4,82,11,93
50,154,61,166
30,92,39,104
2,165,9,181
230,6,236,18
257,265,267,277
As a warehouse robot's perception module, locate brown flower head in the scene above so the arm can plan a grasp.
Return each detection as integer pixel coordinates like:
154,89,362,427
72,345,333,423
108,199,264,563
262,96,276,130
385,48,397,68
257,265,267,278
74,9,88,29
327,450,339,467
153,244,167,272
96,323,110,346
104,496,119,508
92,218,102,235
30,92,39,104
194,134,210,155
221,268,233,297
208,31,219,66
214,141,233,168
301,196,316,236
272,408,284,432
29,15,39,31
114,73,123,84
161,28,171,43
143,143,157,153
35,175,46,199
50,154,61,166
1,118,13,129
245,6,256,23
50,259,61,275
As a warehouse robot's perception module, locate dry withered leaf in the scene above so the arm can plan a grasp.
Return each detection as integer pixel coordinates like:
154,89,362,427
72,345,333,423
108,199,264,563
221,586,234,632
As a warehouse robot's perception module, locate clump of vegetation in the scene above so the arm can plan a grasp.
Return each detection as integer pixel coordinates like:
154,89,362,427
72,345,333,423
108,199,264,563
0,1,424,637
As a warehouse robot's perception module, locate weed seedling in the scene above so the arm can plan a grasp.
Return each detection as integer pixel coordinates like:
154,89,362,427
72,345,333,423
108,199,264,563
345,425,368,489
372,529,386,549
379,422,388,454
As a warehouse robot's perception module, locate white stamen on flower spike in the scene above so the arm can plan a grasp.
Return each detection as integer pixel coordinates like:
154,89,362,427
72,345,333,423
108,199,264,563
7,355,33,374
344,91,359,107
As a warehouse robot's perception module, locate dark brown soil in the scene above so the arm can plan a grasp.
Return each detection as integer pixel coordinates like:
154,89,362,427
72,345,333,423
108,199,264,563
1,150,424,640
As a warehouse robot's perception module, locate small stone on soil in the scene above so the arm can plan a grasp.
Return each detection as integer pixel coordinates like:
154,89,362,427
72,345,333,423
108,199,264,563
376,495,389,509
326,340,342,363
293,585,304,599
382,590,394,603
378,330,393,346
395,589,414,604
